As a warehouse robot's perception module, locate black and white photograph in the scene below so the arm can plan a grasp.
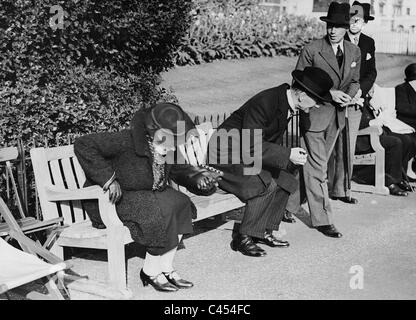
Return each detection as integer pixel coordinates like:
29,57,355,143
1,0,415,306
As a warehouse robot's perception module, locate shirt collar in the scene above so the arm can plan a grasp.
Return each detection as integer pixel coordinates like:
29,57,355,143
347,31,360,44
331,40,344,55
409,80,416,92
286,89,296,116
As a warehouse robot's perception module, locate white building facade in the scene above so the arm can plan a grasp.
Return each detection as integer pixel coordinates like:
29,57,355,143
260,0,416,31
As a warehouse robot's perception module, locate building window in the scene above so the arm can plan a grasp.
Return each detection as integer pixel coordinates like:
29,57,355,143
407,8,410,15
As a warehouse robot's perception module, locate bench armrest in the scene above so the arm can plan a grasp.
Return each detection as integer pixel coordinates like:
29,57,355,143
356,126,384,153
45,185,104,201
357,126,382,136
44,185,124,229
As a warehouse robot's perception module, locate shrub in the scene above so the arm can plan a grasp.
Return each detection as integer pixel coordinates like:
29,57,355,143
0,67,177,148
0,0,194,85
175,4,326,65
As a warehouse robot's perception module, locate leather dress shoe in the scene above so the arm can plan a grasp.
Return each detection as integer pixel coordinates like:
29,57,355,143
316,225,343,238
253,233,290,248
282,210,296,223
140,269,178,292
162,271,193,289
230,234,267,257
388,184,408,196
331,196,358,204
398,180,413,192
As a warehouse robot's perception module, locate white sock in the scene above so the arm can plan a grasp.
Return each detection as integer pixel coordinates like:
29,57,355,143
142,252,161,277
160,235,183,273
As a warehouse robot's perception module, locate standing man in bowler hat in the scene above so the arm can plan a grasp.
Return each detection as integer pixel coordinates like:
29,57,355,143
330,1,377,204
295,1,361,238
208,67,334,257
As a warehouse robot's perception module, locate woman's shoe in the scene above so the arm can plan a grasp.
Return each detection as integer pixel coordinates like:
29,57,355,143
388,184,408,197
162,271,194,289
140,269,178,292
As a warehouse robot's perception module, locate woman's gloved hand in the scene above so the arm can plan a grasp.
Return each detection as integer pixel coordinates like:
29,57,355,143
194,166,223,190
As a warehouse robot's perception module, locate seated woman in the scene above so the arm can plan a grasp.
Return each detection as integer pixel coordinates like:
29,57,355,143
74,102,222,292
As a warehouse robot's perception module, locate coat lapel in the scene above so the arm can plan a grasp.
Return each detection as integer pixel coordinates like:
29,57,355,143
318,37,342,81
342,42,355,80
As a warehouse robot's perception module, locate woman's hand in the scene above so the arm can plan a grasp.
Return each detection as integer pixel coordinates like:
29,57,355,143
195,169,223,190
108,180,122,204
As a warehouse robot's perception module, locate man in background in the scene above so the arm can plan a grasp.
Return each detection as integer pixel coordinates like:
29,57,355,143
329,1,377,204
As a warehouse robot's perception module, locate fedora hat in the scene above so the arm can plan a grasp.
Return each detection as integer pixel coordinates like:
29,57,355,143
292,67,334,102
320,2,351,26
144,102,195,141
405,63,416,82
351,1,375,21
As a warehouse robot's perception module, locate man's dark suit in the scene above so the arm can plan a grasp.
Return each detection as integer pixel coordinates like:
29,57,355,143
396,81,416,131
330,32,377,197
208,84,297,238
345,32,377,97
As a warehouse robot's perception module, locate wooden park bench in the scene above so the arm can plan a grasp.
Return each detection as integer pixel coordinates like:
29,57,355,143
30,122,244,292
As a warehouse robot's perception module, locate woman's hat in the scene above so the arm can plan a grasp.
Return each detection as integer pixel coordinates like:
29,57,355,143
144,102,196,140
320,2,351,27
292,67,334,102
351,1,375,22
405,63,416,82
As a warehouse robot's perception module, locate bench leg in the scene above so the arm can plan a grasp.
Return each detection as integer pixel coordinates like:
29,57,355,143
107,228,127,292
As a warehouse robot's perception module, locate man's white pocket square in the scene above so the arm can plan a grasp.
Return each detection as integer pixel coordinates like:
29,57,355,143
366,53,372,60
351,62,357,68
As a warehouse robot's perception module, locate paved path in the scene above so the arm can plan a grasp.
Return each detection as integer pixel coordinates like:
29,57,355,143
68,191,416,300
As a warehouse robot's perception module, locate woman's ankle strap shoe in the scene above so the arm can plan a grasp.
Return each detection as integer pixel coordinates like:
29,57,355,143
140,269,178,292
162,271,194,289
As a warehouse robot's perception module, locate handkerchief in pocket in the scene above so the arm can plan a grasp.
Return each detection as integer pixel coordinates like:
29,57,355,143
366,53,372,60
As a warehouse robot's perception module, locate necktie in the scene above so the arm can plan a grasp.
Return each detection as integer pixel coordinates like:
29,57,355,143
336,45,343,68
354,36,359,45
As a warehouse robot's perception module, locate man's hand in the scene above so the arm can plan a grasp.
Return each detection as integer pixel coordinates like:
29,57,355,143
289,147,308,166
330,90,352,105
107,180,122,204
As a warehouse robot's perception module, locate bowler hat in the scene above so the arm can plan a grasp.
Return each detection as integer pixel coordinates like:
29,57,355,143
145,102,195,140
351,1,374,22
292,67,334,102
405,63,416,82
320,2,351,27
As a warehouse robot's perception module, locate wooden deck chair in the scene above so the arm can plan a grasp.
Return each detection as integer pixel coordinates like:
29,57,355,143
0,147,62,243
0,197,71,299
0,197,132,300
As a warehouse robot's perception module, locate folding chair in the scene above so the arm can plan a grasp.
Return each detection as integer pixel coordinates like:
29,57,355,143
0,147,62,246
0,197,133,300
0,197,71,299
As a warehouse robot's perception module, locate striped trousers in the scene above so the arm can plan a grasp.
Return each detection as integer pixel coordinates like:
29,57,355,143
239,178,289,238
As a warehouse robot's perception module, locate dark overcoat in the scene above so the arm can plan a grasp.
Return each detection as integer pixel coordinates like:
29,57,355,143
345,32,377,97
207,84,297,202
396,82,416,131
74,110,210,249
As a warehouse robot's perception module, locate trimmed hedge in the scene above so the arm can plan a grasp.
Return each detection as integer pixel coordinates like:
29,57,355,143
0,0,193,148
175,4,326,65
